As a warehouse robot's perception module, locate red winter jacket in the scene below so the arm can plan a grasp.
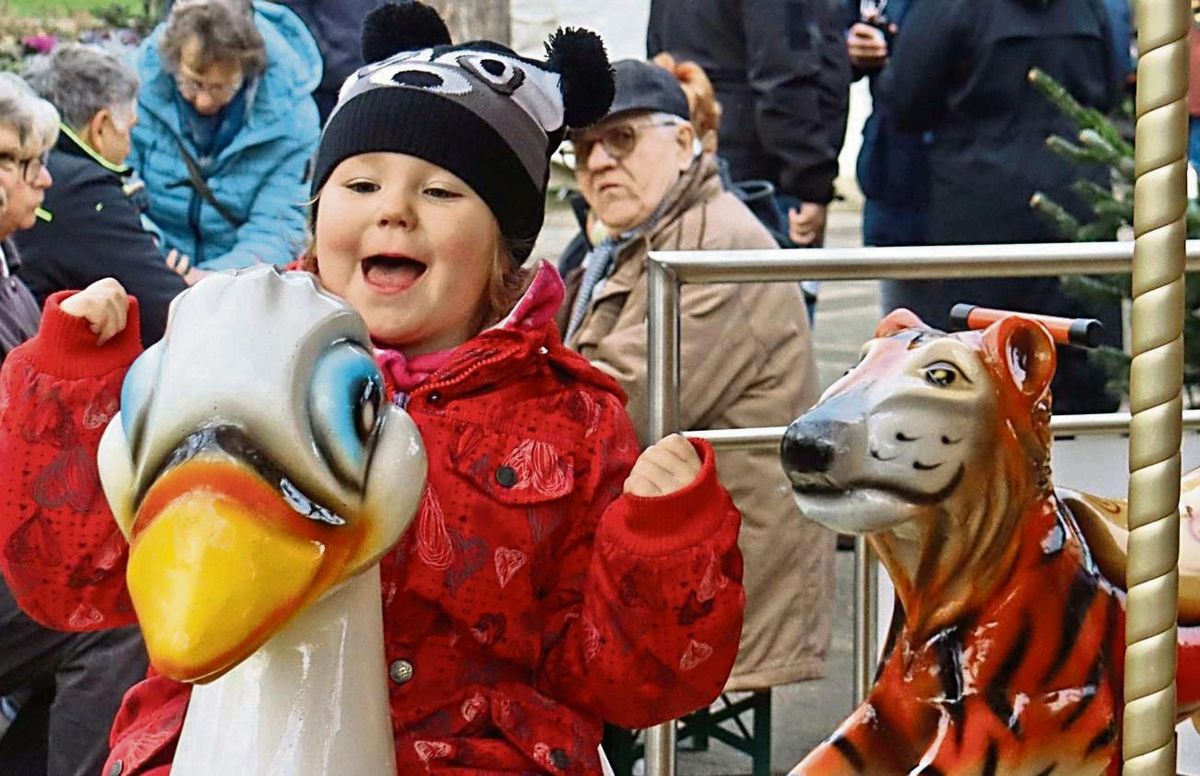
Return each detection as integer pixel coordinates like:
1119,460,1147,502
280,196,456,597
0,283,745,775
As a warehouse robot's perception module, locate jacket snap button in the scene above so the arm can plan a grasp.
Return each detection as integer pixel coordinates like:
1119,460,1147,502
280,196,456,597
495,465,517,488
389,659,414,684
108,760,123,776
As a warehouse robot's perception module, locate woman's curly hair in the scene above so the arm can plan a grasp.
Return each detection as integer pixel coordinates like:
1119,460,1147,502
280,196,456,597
160,0,267,79
652,53,722,155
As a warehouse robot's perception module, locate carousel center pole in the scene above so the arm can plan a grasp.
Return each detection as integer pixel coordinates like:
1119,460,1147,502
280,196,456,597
1124,0,1189,772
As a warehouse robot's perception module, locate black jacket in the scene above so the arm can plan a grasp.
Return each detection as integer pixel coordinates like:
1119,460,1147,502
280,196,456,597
15,129,187,347
647,0,851,204
277,0,389,122
876,0,1122,414
879,0,1117,245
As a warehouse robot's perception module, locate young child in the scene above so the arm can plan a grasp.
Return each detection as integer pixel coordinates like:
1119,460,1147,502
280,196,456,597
0,3,745,774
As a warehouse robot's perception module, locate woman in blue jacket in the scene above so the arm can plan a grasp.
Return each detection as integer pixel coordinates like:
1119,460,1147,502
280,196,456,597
131,0,320,272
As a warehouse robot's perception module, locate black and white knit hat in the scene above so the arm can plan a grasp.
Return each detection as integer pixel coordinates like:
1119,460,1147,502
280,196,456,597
311,1,614,261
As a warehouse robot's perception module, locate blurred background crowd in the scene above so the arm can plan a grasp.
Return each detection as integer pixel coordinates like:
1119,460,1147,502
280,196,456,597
0,0,1159,406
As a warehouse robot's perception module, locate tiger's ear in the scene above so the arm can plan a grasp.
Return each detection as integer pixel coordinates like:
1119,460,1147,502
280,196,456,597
982,315,1057,401
875,308,928,338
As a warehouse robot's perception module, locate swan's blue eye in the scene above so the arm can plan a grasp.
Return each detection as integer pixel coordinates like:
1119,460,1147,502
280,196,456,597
120,343,164,455
310,342,384,486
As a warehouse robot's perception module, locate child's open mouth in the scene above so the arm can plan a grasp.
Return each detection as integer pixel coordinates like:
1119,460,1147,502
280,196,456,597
361,254,427,293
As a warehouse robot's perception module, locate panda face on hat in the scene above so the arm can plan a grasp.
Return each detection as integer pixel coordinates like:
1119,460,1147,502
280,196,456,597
347,46,564,128
311,1,614,255
333,44,566,184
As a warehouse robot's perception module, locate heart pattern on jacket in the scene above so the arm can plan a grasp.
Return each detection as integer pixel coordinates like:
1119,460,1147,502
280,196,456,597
494,547,527,589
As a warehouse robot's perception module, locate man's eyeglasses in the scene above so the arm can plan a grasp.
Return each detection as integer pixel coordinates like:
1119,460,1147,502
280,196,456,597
0,151,48,185
568,118,684,167
175,73,244,102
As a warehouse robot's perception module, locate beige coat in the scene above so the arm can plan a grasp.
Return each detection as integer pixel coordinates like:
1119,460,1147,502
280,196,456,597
561,156,836,689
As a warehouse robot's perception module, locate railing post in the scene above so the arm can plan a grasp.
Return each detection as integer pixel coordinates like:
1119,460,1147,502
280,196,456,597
645,257,681,776
852,536,878,705
1124,0,1190,771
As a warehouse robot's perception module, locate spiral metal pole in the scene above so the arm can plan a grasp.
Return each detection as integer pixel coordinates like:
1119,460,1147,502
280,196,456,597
1123,0,1189,771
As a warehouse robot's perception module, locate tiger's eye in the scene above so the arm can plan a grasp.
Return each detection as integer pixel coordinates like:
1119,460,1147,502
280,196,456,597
924,365,958,387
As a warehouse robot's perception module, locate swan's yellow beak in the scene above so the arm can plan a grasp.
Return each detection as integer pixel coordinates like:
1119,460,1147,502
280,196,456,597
126,459,361,683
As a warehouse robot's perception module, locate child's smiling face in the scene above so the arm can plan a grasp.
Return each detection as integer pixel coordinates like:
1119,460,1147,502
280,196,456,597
315,152,500,355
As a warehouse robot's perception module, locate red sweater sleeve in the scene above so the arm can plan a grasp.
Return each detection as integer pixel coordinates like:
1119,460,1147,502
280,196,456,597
0,291,143,629
535,408,745,728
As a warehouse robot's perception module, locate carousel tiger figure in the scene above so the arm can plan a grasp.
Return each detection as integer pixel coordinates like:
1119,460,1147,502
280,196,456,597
781,308,1200,775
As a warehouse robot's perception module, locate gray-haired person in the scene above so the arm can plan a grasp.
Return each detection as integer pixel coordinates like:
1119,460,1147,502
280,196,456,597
0,70,148,776
0,73,54,364
131,0,321,272
18,44,187,346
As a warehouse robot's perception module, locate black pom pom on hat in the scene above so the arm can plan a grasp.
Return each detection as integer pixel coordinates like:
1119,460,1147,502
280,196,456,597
545,28,614,128
361,1,452,63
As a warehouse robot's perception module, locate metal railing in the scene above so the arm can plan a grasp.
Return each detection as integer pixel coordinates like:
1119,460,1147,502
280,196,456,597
642,241,1200,776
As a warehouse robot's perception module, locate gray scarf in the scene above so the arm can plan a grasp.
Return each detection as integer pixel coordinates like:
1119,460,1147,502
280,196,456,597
563,176,690,343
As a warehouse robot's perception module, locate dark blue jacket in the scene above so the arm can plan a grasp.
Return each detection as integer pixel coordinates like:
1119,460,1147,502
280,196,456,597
879,0,1117,245
876,0,1122,414
277,0,388,122
844,0,931,209
1103,0,1133,79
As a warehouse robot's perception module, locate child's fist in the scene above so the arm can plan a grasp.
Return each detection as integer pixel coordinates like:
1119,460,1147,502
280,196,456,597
623,434,702,497
59,278,130,345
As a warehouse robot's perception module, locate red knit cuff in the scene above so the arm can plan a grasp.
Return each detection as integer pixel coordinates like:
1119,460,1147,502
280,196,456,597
598,439,734,556
23,291,143,379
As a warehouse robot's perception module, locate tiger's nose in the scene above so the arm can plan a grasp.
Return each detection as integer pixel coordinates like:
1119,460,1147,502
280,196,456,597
781,425,835,474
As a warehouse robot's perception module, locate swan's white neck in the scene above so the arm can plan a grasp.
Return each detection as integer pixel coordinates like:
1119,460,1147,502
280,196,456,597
172,566,397,776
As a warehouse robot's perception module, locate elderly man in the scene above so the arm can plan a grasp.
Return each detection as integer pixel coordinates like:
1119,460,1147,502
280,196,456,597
18,44,188,347
0,72,148,776
557,59,836,726
0,74,54,364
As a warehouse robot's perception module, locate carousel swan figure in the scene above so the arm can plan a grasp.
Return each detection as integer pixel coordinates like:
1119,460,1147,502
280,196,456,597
96,266,427,776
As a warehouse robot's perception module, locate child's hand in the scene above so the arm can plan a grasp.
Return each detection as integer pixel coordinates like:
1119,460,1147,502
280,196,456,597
59,278,130,345
624,434,702,497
